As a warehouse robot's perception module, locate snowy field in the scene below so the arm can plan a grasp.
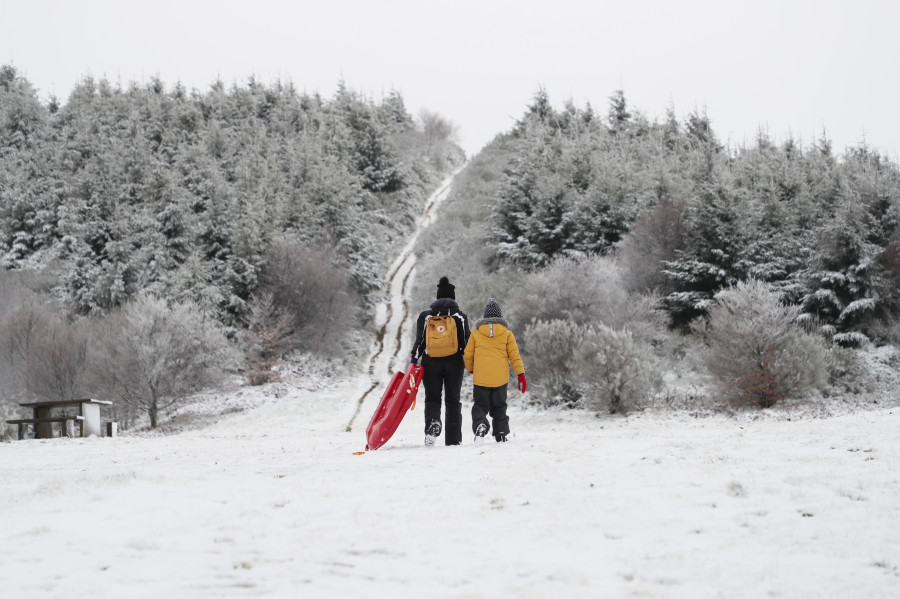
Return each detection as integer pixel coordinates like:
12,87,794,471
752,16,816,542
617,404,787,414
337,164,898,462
1,375,899,598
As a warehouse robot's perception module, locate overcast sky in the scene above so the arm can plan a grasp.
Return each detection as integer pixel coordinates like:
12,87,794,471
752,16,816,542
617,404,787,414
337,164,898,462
2,0,899,159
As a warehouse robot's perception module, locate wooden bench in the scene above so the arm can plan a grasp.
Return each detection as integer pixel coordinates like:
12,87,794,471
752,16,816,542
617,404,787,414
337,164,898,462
6,416,85,440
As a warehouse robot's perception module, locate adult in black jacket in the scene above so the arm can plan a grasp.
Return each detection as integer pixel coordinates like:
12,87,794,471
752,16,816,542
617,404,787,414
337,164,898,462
410,276,470,446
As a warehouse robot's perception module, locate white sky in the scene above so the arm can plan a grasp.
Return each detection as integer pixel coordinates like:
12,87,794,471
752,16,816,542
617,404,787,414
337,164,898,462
2,0,899,159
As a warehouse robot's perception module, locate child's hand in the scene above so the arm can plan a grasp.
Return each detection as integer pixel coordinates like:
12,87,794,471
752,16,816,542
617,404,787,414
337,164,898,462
517,373,527,393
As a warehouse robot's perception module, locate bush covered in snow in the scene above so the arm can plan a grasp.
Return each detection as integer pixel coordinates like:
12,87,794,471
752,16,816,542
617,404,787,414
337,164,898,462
703,280,828,408
510,255,664,347
575,323,662,414
522,319,585,406
524,319,660,413
824,346,875,396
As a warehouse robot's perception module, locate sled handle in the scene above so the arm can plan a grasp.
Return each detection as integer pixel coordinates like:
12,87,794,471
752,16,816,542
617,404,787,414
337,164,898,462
408,370,418,411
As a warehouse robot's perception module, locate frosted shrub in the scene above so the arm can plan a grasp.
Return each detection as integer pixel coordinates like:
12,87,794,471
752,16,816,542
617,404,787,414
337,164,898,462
524,319,661,413
869,315,900,347
705,280,827,408
824,347,873,396
523,319,586,406
511,255,664,346
574,324,662,414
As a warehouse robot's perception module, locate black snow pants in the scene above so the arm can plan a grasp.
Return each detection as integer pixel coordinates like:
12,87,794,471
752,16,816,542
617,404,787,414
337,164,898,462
422,354,464,445
471,383,509,440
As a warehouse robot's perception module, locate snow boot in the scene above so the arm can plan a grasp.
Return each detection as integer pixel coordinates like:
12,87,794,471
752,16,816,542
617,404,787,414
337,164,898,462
425,420,442,447
474,423,488,446
495,433,508,443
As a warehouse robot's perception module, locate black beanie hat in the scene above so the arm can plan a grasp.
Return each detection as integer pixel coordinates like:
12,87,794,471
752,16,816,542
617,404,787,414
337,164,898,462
483,298,502,319
436,276,455,299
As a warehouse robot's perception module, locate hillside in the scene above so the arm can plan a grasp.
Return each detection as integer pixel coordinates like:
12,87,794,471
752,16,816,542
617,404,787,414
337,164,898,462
409,90,900,417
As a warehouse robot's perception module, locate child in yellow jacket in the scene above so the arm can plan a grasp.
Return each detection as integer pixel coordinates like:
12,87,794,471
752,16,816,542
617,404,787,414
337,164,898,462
463,298,526,444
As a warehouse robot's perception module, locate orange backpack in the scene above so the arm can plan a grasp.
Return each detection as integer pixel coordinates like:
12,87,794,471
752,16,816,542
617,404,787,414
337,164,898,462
425,314,458,357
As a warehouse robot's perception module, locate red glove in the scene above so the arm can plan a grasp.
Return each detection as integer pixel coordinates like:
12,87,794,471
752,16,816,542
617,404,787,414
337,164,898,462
517,373,527,393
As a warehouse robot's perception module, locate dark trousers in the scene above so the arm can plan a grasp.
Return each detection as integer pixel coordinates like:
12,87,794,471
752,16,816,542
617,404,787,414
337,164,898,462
422,355,463,445
472,383,509,439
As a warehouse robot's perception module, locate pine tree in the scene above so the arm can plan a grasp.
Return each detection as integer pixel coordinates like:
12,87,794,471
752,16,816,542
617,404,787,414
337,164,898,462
607,89,631,136
800,196,887,345
663,183,747,327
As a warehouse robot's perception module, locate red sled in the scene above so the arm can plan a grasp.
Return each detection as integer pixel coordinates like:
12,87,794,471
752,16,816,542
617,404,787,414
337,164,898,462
365,364,424,450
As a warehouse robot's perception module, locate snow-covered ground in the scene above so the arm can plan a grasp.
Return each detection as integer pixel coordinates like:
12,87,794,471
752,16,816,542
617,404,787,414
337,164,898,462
2,175,899,598
1,382,899,598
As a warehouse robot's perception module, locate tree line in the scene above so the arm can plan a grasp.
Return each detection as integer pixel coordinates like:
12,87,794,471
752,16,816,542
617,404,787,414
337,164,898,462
411,88,900,413
494,89,900,344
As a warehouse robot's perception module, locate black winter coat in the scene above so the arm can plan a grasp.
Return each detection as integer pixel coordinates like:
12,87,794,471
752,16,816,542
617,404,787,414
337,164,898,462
410,298,471,364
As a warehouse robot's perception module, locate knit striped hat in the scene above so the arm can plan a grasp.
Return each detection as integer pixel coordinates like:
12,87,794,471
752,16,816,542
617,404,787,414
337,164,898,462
483,298,502,319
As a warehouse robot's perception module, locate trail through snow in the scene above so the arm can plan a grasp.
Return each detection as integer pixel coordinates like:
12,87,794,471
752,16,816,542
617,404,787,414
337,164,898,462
1,172,899,598
345,171,458,434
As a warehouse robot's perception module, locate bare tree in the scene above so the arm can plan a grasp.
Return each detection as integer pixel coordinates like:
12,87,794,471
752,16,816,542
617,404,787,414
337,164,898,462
244,291,295,385
258,240,357,356
618,196,688,294
1,304,50,378
0,303,90,402
94,294,238,428
25,318,90,401
418,109,459,145
0,276,46,438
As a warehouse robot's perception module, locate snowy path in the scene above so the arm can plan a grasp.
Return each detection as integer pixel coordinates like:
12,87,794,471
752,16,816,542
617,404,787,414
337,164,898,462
345,171,459,433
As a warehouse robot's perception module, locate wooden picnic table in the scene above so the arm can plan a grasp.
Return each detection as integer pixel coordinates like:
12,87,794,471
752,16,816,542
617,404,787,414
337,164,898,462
7,398,113,440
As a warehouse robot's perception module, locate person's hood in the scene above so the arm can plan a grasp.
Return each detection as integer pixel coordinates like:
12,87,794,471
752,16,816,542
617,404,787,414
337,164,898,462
430,298,460,313
474,316,509,331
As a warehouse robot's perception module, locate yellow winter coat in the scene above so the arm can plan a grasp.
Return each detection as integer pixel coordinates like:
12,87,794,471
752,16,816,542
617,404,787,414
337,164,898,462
463,318,525,387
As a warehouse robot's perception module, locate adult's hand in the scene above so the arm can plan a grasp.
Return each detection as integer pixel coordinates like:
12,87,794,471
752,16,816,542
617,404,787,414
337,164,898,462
517,373,527,393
